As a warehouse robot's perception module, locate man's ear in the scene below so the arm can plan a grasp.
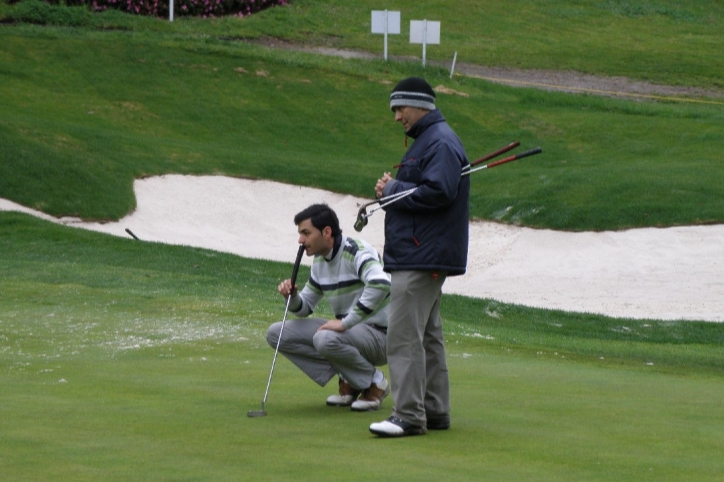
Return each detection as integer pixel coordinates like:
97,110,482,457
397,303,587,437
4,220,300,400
322,226,333,240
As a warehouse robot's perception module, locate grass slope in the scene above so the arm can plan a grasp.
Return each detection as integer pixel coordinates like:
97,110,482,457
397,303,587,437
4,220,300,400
5,0,722,89
255,0,724,90
1,25,723,230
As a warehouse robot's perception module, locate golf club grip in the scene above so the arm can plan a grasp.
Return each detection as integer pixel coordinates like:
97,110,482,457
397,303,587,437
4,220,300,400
486,147,542,168
469,141,520,167
289,244,305,288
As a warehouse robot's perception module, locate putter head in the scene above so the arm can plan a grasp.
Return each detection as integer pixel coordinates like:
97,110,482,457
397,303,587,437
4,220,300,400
354,208,369,232
247,409,267,418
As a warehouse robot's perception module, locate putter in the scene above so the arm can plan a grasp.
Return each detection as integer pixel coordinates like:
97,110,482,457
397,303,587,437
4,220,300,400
354,142,543,231
248,244,305,418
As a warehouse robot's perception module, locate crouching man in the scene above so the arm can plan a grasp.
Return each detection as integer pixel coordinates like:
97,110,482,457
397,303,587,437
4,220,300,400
266,204,390,411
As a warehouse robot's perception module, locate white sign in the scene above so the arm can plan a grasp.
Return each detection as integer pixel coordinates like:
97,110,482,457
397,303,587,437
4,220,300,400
409,20,441,67
371,10,401,61
371,10,401,34
410,20,440,44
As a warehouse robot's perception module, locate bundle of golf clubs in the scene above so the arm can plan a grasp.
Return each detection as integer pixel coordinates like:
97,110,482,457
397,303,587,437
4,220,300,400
354,141,542,232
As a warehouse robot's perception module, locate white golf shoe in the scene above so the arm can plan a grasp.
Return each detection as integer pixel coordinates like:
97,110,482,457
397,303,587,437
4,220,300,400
326,377,361,407
350,377,390,412
369,416,427,437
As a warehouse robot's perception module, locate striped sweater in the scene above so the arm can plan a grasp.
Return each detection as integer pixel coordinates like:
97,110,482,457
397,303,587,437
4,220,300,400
289,235,390,330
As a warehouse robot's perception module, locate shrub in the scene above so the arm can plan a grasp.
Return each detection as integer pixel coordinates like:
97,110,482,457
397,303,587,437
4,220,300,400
55,0,288,18
8,0,93,26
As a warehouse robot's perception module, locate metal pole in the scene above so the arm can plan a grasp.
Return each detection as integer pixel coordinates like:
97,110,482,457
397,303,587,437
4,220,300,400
450,51,458,78
384,10,388,61
422,19,427,67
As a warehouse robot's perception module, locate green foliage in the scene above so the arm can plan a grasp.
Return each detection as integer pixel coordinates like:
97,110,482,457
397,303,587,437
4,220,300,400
7,0,93,26
5,0,289,21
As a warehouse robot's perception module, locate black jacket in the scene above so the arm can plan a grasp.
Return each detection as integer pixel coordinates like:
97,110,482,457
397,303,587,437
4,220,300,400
381,109,470,276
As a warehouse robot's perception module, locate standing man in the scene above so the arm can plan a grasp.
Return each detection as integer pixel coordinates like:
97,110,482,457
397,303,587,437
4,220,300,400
266,204,391,411
369,77,470,437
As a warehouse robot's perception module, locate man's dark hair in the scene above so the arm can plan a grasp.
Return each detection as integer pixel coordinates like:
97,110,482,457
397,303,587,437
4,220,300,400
294,204,342,238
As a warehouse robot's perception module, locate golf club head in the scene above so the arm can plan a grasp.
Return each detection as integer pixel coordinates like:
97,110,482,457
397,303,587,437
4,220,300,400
247,409,267,418
354,208,369,232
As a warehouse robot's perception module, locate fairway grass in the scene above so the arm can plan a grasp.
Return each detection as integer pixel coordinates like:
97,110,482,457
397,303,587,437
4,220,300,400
4,341,723,481
2,213,723,481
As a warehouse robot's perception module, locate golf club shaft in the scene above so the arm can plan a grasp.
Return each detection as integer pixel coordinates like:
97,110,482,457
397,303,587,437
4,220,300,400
375,187,416,210
260,290,294,406
354,187,418,231
468,141,520,168
463,147,542,176
377,147,541,206
259,244,305,408
377,142,520,211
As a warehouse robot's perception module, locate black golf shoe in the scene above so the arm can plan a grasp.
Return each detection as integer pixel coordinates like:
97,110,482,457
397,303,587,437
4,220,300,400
426,414,450,430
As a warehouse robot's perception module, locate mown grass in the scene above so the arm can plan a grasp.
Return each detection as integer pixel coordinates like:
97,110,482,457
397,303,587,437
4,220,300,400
444,296,724,376
2,213,723,482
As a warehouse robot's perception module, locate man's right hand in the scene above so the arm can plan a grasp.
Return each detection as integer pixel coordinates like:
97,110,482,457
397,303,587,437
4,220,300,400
375,172,392,198
278,279,298,298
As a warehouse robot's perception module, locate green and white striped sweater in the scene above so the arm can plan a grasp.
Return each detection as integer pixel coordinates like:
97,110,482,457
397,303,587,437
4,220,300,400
289,235,390,330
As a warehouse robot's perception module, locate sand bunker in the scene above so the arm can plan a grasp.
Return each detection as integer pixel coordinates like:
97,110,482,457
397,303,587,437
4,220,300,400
2,175,722,322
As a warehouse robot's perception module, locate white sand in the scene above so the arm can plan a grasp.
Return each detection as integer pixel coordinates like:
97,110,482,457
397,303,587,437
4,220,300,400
2,174,722,322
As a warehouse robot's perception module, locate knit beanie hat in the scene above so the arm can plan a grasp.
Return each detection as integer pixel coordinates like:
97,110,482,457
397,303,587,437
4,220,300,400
390,77,436,111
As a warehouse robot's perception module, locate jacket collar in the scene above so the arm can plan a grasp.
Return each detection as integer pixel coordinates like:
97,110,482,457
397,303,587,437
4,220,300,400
405,108,444,139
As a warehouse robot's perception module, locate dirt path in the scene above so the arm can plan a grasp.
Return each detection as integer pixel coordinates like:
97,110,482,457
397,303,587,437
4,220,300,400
250,38,724,102
452,62,724,101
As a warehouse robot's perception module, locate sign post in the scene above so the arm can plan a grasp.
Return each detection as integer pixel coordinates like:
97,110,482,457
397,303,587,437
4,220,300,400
409,19,441,67
371,10,401,61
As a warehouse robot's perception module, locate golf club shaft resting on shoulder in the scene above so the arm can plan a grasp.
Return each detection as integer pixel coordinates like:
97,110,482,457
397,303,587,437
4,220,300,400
355,141,542,232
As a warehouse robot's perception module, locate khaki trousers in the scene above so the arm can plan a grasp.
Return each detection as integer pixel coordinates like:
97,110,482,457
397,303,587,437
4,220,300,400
388,270,450,426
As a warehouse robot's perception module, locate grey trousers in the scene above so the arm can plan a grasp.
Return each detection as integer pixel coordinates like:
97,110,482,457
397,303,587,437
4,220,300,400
266,318,387,391
388,270,450,426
